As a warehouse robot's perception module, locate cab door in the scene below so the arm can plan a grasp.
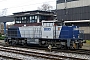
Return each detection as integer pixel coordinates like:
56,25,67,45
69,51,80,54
42,22,54,39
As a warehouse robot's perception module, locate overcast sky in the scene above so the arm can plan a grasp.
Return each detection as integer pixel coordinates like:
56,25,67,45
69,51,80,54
0,0,56,15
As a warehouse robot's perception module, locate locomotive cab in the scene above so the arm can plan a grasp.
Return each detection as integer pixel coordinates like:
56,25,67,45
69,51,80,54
41,20,62,39
40,20,84,49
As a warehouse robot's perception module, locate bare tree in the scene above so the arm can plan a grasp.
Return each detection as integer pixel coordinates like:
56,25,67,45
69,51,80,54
0,8,7,16
38,3,53,11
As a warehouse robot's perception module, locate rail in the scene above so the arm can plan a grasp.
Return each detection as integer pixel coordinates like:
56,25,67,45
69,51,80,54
0,46,87,60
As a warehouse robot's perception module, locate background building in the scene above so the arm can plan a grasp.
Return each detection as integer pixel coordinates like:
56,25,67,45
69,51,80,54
13,10,55,27
0,16,14,34
56,0,90,40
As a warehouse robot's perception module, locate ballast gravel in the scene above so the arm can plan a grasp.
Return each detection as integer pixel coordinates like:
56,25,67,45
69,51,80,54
8,46,90,60
0,51,48,60
0,46,90,60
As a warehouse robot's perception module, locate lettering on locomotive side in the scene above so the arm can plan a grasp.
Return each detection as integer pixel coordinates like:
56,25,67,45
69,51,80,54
44,28,51,31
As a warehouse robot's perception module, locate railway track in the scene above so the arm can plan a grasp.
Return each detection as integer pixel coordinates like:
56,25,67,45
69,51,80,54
0,46,87,60
0,55,22,60
0,42,90,60
1,41,90,55
60,49,90,55
14,45,90,55
18,44,90,55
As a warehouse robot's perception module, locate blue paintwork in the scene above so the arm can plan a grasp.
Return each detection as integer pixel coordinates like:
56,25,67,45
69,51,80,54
59,26,79,39
3,22,6,35
73,26,79,39
8,27,21,38
44,28,51,31
17,27,21,37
